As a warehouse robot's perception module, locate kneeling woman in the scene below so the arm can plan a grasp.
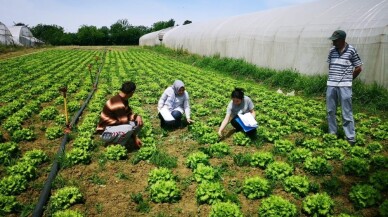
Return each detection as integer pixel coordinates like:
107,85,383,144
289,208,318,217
218,88,256,137
158,80,194,128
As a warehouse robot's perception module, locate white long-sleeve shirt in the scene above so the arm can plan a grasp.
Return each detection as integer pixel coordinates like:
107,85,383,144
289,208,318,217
158,87,191,119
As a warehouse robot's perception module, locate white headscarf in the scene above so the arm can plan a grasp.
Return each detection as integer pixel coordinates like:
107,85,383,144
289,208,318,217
172,80,184,95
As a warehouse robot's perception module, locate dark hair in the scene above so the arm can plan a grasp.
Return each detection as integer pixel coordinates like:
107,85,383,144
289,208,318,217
120,81,136,94
231,88,244,100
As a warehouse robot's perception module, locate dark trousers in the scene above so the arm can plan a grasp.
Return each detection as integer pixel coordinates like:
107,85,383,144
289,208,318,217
159,110,183,128
231,116,257,138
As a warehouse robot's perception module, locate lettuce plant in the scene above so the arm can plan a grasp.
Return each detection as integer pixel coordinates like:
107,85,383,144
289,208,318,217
3,116,22,133
303,157,332,175
265,161,293,180
39,106,58,121
0,175,28,195
0,194,19,215
105,145,127,161
379,200,388,217
133,146,156,163
323,147,344,160
196,181,225,204
21,149,48,166
7,161,37,180
208,142,231,158
186,151,209,170
348,146,370,158
288,147,312,163
233,132,250,146
343,157,369,177
148,167,175,185
52,209,84,217
49,186,83,212
189,122,213,139
366,141,383,154
283,175,310,198
258,195,297,217
274,139,295,154
349,184,381,209
301,138,323,151
370,155,388,169
149,180,181,203
193,163,218,183
45,126,64,140
209,201,243,217
11,128,36,142
199,132,219,145
250,152,273,169
0,142,19,165
242,176,271,199
73,137,95,151
302,193,334,216
65,148,91,166
369,171,388,191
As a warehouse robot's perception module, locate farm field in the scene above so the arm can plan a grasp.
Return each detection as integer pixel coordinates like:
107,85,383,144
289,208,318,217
0,46,387,217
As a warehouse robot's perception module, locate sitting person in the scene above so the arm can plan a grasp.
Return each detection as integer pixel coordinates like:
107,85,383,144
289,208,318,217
218,88,256,137
96,81,143,148
157,80,194,128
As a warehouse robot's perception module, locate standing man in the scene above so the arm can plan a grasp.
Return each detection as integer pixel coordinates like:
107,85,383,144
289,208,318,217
326,30,362,145
96,81,143,148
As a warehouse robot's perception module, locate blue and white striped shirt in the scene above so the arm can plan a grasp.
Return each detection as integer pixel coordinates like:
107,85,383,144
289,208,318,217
327,44,362,87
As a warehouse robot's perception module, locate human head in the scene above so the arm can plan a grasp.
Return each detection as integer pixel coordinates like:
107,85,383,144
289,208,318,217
120,81,136,98
231,88,244,105
329,30,346,49
172,80,185,96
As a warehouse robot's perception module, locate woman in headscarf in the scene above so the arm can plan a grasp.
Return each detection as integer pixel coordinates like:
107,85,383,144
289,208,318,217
218,88,256,137
158,80,194,128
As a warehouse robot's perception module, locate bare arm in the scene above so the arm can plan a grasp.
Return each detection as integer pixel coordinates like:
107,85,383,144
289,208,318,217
250,109,256,118
353,66,362,80
218,114,232,137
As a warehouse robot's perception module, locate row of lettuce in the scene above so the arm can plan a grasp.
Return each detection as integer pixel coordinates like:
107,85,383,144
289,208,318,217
1,47,387,216
0,49,104,216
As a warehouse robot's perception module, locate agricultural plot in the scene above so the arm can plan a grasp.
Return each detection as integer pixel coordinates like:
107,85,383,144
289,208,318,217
0,47,387,217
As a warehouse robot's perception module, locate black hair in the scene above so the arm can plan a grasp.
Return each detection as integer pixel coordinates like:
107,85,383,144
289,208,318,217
231,88,244,100
120,81,136,94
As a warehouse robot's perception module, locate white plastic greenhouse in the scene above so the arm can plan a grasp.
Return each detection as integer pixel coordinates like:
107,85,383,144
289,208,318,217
8,26,42,46
0,21,14,45
140,27,174,46
140,0,388,88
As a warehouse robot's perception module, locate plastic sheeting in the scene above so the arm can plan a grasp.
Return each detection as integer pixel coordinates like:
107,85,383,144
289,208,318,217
140,0,388,88
8,26,42,46
0,21,14,45
140,27,174,46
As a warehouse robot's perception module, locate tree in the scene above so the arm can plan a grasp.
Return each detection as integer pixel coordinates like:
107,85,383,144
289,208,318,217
183,20,192,25
30,24,65,45
77,25,104,45
151,19,175,32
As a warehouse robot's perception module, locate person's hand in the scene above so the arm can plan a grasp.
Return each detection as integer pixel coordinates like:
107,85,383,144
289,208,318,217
187,118,195,124
136,115,143,126
218,130,223,138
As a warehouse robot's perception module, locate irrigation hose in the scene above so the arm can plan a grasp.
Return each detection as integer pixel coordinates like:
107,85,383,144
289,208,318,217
32,48,107,217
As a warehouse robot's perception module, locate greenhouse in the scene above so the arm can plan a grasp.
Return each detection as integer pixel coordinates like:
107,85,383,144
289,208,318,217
140,0,388,88
8,25,43,46
0,21,14,45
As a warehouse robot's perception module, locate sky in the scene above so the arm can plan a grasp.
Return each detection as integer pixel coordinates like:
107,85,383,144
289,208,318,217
1,0,316,33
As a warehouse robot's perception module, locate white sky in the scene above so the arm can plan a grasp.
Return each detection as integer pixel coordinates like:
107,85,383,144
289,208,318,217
0,0,316,33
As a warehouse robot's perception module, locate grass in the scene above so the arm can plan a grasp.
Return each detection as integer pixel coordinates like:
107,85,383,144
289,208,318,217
145,45,388,117
148,150,178,168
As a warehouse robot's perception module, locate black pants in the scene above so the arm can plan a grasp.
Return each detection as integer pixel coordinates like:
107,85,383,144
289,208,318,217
231,116,257,138
159,110,183,128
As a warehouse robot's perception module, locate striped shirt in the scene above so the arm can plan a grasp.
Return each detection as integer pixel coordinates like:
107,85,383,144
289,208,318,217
96,94,132,133
327,44,362,87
